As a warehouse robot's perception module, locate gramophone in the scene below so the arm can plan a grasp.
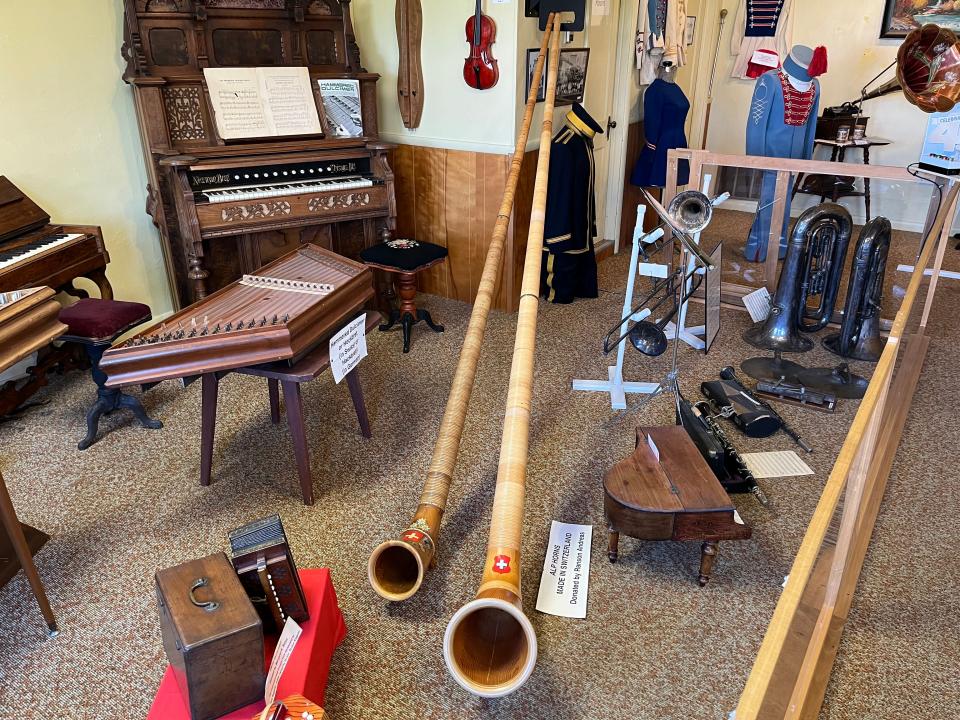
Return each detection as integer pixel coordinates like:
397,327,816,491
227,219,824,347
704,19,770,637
848,24,960,174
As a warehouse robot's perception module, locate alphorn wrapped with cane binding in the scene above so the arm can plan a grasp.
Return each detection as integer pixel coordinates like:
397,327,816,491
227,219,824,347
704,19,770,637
367,16,558,602
442,16,563,698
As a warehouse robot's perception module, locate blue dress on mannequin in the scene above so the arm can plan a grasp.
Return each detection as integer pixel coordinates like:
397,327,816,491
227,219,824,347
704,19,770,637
631,78,690,188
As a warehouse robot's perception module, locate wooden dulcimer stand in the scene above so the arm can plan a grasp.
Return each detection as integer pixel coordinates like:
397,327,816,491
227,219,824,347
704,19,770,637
0,287,67,636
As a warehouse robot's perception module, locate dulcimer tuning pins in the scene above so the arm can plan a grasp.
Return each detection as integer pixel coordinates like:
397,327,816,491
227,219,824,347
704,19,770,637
260,317,267,327
272,315,279,325
224,322,233,331
236,320,244,330
213,324,221,334
282,314,289,323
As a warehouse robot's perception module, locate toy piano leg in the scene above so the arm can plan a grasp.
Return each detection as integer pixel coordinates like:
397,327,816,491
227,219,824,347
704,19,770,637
572,365,660,410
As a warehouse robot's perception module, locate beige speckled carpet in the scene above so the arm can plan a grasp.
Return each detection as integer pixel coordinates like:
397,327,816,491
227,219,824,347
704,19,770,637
0,211,958,719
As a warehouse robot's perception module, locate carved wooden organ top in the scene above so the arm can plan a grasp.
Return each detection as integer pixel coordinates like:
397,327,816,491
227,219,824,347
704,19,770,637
122,0,396,310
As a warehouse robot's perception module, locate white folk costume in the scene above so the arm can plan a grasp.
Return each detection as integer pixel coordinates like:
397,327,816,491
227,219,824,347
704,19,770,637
744,46,826,262
730,0,794,80
637,0,687,85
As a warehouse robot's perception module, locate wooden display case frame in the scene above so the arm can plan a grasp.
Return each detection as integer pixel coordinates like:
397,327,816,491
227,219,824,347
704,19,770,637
661,149,959,719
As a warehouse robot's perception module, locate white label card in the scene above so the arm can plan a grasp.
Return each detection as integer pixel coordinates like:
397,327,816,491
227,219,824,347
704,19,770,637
639,262,670,278
263,617,302,707
742,286,772,323
741,451,814,479
536,522,592,619
646,432,660,462
329,314,368,384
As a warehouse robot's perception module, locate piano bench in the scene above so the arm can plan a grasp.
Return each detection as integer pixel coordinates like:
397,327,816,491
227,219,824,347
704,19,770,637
359,239,448,354
58,298,162,451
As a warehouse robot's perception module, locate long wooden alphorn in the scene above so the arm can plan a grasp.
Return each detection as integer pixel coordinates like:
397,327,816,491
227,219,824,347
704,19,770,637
367,15,558,602
442,16,562,698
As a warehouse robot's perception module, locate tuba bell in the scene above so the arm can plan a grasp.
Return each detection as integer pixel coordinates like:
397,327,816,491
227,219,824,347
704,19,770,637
743,203,853,353
823,216,891,362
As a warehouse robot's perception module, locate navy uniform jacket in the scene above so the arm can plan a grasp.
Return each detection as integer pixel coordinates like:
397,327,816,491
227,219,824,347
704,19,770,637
541,114,599,303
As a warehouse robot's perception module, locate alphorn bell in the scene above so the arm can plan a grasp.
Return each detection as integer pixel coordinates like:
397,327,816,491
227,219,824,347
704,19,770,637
442,16,563,698
367,18,557,602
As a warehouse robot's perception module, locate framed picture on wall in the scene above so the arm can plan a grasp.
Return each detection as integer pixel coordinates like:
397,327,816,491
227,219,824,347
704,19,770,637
685,16,697,46
880,1,958,39
556,48,590,105
526,48,548,103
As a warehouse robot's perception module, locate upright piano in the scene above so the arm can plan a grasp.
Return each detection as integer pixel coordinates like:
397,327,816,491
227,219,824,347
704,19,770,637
0,177,112,415
121,0,397,310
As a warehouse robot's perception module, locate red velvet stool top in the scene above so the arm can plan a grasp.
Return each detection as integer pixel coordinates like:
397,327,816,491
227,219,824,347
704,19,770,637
59,298,151,343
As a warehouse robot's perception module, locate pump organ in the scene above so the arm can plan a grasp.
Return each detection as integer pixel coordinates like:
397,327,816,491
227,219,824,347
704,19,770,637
122,0,396,310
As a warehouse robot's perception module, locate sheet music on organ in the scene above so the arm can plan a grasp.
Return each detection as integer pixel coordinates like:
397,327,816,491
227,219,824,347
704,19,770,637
204,67,323,140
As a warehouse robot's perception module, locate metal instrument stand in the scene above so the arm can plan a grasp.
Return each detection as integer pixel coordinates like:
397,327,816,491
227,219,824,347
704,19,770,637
571,204,662,409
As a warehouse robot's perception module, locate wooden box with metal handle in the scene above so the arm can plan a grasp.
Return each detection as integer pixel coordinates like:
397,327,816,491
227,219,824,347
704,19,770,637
155,553,265,720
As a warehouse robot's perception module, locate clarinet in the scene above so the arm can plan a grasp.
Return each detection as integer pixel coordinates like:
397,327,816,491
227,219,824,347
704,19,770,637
693,401,769,507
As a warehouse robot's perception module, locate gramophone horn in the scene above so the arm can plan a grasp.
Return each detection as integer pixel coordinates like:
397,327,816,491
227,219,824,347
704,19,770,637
899,24,960,113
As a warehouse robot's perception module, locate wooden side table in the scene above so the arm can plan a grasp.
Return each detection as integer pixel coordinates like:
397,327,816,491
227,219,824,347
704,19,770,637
198,314,378,506
359,239,448,353
603,426,752,586
792,136,892,222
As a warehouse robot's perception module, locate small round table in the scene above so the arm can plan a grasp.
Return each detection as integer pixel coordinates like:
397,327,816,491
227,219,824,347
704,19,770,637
359,239,448,353
792,136,892,222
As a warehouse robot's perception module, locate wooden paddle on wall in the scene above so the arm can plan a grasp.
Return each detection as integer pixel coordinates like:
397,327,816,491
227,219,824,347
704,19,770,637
396,0,424,128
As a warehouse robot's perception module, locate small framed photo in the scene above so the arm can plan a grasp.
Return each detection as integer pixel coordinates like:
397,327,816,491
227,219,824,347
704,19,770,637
526,48,548,103
685,16,697,46
880,0,950,39
556,47,590,105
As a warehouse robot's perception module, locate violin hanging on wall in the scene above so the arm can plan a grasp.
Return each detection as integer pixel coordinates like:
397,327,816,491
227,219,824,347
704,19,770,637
463,0,499,90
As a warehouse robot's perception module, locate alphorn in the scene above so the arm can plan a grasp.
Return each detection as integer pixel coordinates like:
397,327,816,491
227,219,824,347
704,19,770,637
367,15,558,602
442,15,562,697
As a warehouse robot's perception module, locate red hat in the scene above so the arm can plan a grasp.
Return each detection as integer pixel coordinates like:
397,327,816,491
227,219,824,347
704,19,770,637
747,49,780,79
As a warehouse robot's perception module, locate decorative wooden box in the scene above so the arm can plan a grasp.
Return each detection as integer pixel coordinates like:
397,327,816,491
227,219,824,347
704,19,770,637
155,553,265,720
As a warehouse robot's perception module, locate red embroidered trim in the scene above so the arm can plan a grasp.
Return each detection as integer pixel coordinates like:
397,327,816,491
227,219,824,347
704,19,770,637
777,70,815,127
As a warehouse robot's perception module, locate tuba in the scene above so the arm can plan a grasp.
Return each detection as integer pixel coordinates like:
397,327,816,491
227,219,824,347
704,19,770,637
367,17,556,603
797,203,853,332
823,216,891,362
860,24,960,113
743,203,852,353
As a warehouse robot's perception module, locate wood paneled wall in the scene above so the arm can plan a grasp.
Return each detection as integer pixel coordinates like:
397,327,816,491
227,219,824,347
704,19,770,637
390,145,536,312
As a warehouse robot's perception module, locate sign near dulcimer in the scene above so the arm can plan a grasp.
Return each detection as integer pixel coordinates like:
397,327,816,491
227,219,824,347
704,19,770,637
329,314,368,384
536,521,593,619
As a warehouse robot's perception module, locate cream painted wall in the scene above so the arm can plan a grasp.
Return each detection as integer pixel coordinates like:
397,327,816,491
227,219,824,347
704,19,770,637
0,2,173,316
704,0,932,229
351,0,520,153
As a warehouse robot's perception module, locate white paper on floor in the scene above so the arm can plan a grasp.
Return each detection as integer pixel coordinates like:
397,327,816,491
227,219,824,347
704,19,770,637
536,521,592,619
741,450,814,479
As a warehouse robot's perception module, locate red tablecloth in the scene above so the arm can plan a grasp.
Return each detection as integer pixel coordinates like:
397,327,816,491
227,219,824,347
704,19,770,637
147,568,346,719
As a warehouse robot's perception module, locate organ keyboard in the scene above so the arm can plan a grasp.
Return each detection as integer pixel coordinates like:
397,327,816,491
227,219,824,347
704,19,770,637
123,0,397,310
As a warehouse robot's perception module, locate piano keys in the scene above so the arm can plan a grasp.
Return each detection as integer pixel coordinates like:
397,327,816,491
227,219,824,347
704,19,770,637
122,0,397,310
100,244,373,388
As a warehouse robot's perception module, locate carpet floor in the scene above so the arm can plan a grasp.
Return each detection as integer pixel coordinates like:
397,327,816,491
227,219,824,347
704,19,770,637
0,211,957,719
